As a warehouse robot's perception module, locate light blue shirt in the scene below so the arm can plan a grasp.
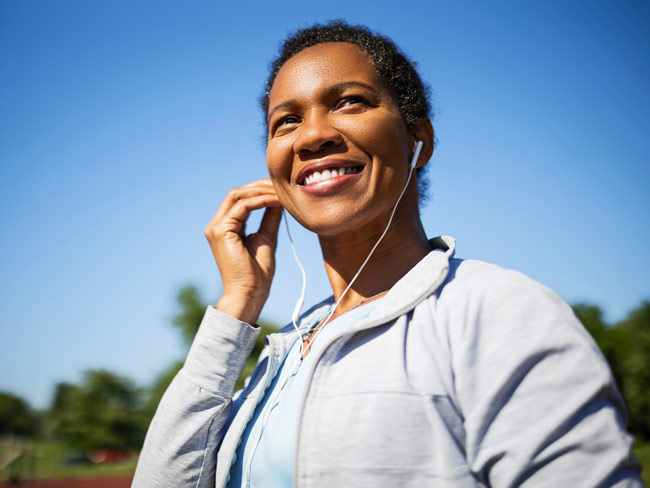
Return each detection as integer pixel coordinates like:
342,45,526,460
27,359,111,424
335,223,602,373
226,300,380,488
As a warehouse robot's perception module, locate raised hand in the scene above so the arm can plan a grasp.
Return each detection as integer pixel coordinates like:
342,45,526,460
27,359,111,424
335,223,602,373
204,179,283,325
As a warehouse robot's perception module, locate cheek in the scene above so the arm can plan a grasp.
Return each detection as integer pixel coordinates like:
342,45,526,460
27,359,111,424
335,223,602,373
266,133,293,168
265,143,296,209
265,140,292,180
345,112,408,157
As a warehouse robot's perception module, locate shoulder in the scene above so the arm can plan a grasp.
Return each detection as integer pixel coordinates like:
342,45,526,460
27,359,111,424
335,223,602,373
443,257,561,302
419,263,639,487
423,257,605,368
435,257,577,324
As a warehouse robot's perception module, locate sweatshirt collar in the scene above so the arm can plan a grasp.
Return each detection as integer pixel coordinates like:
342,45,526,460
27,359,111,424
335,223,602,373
269,236,455,360
275,236,455,339
367,236,455,321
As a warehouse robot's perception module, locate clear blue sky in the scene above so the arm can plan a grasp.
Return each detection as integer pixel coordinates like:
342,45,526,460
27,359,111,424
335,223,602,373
1,0,648,409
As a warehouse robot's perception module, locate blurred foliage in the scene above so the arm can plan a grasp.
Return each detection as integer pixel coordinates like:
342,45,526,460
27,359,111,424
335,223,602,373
49,370,147,452
634,443,650,486
0,392,37,437
617,302,650,440
172,285,209,346
572,304,626,387
143,360,184,421
573,301,650,442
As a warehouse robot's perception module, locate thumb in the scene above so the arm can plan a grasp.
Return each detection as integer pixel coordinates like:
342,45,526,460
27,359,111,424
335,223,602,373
257,205,283,248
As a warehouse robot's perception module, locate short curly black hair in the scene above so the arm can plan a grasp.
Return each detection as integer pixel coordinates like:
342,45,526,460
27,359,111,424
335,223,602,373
261,20,434,204
261,20,432,128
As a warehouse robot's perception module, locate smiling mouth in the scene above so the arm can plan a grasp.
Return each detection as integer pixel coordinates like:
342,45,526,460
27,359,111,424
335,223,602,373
302,166,362,185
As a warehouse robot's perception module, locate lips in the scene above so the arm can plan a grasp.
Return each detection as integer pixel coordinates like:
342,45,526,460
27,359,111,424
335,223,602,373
296,159,364,186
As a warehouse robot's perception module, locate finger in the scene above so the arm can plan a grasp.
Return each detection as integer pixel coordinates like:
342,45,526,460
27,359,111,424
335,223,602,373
222,185,278,209
208,186,279,227
257,205,283,243
219,194,282,237
206,192,278,242
240,178,274,189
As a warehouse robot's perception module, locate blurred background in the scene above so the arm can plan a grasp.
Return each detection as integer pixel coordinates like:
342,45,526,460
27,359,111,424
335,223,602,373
1,0,648,484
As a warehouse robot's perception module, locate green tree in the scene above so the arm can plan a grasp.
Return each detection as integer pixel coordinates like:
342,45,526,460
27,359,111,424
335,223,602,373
572,303,626,388
50,370,147,451
0,392,36,437
172,285,208,346
573,301,650,442
616,301,650,440
143,360,184,420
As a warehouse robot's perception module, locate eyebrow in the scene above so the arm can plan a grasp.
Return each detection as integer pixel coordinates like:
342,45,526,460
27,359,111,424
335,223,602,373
267,81,380,122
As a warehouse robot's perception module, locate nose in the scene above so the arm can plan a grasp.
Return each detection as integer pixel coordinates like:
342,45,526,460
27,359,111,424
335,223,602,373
293,110,343,156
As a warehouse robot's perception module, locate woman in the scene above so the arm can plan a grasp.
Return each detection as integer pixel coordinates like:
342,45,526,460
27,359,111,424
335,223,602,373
133,21,641,487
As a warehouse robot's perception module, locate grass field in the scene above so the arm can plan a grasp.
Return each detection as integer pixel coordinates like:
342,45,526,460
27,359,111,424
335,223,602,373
0,441,136,482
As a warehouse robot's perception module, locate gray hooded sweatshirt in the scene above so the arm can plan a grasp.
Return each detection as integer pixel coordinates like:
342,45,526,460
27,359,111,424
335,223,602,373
133,237,642,487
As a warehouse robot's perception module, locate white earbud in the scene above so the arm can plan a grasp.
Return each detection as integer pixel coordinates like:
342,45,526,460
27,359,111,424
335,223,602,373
411,140,423,169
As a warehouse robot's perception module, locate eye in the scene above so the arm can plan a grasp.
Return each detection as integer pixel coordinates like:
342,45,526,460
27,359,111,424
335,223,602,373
337,95,367,108
277,115,298,125
334,95,371,115
271,115,301,135
277,115,300,126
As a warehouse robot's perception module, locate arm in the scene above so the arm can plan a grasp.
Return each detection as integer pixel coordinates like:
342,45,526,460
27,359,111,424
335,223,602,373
445,262,642,487
132,307,259,487
133,179,283,487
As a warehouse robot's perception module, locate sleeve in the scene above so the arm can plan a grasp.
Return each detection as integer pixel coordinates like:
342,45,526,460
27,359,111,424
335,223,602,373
444,263,643,487
132,306,260,488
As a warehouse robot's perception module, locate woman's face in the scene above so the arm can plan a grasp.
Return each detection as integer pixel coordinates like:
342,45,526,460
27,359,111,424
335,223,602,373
266,42,415,236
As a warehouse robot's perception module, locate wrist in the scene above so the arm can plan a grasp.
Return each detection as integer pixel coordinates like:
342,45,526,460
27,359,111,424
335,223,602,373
216,293,266,325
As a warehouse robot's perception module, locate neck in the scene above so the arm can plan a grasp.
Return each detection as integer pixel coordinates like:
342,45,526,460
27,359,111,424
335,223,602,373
318,208,431,317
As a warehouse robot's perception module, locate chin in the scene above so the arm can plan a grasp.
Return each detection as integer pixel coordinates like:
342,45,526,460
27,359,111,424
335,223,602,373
290,214,347,237
297,209,385,239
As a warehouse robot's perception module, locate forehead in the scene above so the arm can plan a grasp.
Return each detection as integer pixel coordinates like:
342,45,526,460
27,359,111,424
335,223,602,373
269,42,385,107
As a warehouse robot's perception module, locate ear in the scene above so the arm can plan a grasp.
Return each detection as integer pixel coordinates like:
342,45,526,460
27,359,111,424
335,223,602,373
411,118,434,169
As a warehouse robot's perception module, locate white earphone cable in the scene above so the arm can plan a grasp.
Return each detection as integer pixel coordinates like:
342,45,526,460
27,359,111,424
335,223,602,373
283,209,307,356
303,141,422,351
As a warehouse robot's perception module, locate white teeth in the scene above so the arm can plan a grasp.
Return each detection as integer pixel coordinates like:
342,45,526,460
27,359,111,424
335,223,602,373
303,167,360,185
